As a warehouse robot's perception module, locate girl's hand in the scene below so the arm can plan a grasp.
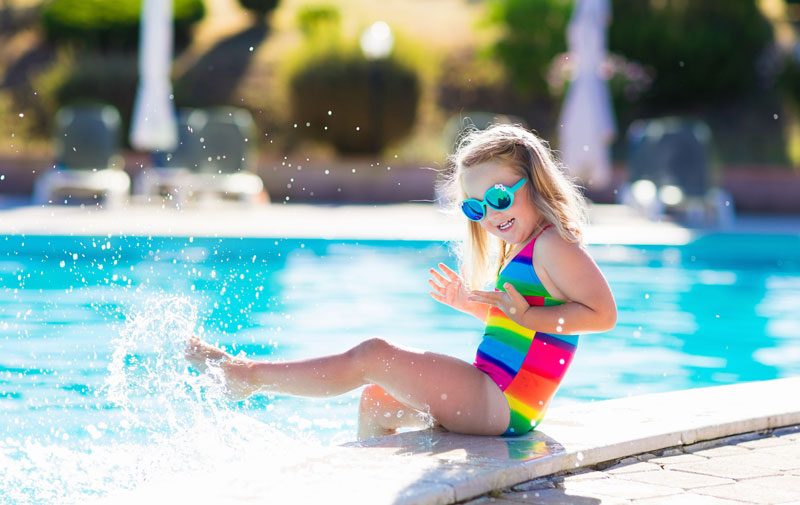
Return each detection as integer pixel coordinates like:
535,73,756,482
468,283,530,325
429,263,486,319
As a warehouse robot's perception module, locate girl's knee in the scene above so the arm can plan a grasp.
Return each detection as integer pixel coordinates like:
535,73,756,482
350,337,392,365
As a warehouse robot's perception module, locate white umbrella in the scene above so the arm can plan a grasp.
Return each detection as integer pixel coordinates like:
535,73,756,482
130,0,178,152
558,0,616,190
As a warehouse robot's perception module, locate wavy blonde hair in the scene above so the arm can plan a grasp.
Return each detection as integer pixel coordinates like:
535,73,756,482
442,124,588,289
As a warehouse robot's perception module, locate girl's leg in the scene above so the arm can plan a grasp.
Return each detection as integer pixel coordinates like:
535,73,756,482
357,384,433,440
186,336,511,436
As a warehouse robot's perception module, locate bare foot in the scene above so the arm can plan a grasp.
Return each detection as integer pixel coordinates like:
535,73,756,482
185,336,256,399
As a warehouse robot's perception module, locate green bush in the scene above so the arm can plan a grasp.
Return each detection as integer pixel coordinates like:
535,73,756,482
54,53,139,141
41,0,205,51
289,51,420,154
296,4,340,38
609,0,773,108
486,0,571,98
238,0,280,18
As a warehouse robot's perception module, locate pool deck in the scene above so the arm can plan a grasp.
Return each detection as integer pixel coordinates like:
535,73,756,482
3,200,800,504
101,378,800,505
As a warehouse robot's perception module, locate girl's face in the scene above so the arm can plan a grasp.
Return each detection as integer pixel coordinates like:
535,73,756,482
461,160,541,245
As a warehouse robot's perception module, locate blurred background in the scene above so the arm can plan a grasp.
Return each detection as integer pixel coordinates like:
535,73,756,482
1,0,799,214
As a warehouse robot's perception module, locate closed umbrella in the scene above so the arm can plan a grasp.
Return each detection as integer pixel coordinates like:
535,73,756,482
558,0,616,190
130,0,178,152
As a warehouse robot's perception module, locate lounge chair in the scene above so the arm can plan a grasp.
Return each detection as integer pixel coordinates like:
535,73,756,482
620,117,734,227
32,104,130,208
135,107,266,204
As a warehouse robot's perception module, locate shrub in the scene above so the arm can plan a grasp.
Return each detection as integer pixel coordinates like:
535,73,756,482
289,50,420,154
609,0,773,108
41,0,205,51
486,0,571,98
296,4,340,38
237,0,280,18
54,53,139,142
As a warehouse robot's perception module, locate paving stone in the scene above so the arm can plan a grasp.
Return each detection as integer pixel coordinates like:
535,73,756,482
695,452,800,472
615,469,735,489
743,475,800,494
667,457,779,480
631,493,753,505
694,481,800,504
738,437,796,450
687,444,752,458
635,453,658,462
564,477,683,500
499,488,630,504
561,471,611,483
604,461,662,474
650,453,709,465
758,443,800,460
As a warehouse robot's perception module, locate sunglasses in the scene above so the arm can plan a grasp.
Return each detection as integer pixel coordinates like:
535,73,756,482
461,178,526,221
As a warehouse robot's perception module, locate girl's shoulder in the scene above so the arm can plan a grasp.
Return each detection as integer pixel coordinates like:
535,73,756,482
533,225,584,262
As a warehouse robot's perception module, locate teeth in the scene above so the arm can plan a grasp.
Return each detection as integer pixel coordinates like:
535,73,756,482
498,218,514,230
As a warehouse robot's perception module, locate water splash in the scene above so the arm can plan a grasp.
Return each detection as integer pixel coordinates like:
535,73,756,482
0,295,298,505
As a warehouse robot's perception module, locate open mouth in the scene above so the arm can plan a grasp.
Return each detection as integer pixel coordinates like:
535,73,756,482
497,218,515,231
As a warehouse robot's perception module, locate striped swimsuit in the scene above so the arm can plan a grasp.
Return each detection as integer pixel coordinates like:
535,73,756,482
473,226,579,435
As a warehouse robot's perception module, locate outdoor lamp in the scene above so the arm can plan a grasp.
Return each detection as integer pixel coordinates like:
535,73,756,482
360,21,394,59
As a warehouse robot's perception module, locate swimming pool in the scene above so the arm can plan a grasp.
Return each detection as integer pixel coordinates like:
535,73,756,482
2,233,799,504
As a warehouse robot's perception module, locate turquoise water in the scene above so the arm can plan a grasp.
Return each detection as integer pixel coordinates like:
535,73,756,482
2,233,800,503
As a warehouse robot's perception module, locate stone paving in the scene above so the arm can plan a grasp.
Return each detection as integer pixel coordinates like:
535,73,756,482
465,426,800,505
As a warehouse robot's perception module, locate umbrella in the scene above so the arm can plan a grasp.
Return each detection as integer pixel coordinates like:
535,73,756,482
130,0,178,152
558,0,616,190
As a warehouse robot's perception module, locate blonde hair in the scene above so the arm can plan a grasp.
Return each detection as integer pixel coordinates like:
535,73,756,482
442,124,588,289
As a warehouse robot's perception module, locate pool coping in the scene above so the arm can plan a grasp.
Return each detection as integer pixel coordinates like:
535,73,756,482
0,201,698,245
102,377,800,505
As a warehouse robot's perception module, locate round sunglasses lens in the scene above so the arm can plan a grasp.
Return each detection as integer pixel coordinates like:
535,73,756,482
486,187,512,210
461,200,484,221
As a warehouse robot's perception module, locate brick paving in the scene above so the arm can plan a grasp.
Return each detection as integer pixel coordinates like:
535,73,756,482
464,425,800,505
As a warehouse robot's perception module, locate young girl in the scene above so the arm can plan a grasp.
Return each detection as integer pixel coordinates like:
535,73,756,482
186,124,616,440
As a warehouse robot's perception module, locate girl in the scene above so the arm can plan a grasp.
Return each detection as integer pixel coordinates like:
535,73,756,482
186,124,616,440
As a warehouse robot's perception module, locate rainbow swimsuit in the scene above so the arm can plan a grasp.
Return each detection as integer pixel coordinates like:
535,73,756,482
473,227,578,435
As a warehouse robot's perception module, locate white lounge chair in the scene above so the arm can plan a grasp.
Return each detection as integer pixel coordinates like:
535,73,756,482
33,104,130,208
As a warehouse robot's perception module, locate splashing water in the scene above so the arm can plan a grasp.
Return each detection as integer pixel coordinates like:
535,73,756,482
0,296,301,505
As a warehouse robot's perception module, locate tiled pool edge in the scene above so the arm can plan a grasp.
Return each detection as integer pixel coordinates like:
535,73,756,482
348,377,800,505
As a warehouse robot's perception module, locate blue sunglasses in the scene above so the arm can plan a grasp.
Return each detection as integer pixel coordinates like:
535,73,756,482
461,178,526,221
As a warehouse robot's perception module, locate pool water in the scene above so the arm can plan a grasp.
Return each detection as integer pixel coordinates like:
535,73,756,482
2,233,799,504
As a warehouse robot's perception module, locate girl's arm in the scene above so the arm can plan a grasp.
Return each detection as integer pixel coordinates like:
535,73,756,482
429,263,491,322
468,234,617,335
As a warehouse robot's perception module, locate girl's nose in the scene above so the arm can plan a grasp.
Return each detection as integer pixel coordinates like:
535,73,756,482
484,206,502,221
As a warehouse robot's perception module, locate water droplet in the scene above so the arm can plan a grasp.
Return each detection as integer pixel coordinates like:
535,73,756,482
559,359,565,365
440,393,447,400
